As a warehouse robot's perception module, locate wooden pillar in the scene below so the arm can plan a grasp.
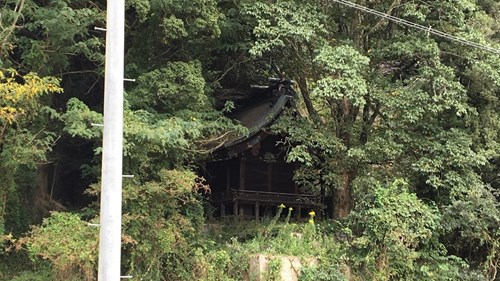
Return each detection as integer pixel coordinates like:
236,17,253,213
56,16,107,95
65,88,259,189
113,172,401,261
296,205,302,219
225,163,231,192
267,163,272,192
220,203,226,217
233,201,239,216
235,158,243,218
255,202,260,221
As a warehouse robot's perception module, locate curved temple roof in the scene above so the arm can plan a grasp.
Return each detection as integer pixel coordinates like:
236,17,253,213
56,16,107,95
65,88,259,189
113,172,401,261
224,94,290,147
218,79,296,158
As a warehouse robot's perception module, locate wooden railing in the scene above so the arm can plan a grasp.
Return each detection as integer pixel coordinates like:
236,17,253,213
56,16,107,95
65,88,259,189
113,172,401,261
212,190,323,207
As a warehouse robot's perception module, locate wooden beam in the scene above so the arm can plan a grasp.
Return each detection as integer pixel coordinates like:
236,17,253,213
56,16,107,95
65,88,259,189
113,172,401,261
255,202,260,221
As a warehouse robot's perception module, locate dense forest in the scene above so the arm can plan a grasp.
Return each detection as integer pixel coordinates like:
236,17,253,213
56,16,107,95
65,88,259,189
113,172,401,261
1,0,499,280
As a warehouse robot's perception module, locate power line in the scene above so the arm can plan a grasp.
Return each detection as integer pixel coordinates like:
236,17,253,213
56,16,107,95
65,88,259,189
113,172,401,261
331,0,500,55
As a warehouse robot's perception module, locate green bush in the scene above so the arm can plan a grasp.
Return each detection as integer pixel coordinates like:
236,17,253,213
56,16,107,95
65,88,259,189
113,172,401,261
19,212,98,281
210,206,348,281
348,179,469,280
9,266,56,281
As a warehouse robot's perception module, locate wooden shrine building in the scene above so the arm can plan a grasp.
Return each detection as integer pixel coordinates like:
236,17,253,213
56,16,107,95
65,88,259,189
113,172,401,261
205,79,323,219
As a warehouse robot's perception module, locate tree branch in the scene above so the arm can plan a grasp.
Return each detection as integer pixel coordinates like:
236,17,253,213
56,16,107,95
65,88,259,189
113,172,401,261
298,76,321,123
367,0,401,36
0,0,25,52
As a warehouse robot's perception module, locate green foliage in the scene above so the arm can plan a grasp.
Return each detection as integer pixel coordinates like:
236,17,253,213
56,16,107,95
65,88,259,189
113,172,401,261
124,0,222,75
120,169,205,280
348,179,467,280
442,187,499,279
236,207,319,257
19,212,98,281
248,2,498,278
313,45,370,107
1,0,499,280
0,0,104,242
119,169,259,281
203,214,348,281
150,0,221,39
192,246,246,281
243,1,326,57
61,98,102,140
0,68,62,236
266,257,282,281
128,61,207,112
62,97,245,181
300,261,347,281
10,269,55,281
15,170,231,281
13,0,104,74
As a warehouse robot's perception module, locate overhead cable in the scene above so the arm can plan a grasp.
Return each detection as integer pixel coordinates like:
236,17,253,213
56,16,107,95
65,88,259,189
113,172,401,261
331,0,500,55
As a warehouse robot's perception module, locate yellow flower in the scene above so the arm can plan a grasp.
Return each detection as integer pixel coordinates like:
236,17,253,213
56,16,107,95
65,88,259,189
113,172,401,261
308,210,316,217
308,219,314,224
288,207,293,211
278,203,286,209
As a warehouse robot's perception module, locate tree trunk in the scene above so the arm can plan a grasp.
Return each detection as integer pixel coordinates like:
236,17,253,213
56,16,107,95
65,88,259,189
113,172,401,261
333,170,355,219
36,164,50,197
34,164,66,219
298,76,321,123
0,178,6,234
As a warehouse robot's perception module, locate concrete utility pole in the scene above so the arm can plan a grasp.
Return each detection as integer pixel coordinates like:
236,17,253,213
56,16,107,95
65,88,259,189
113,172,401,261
98,0,125,280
